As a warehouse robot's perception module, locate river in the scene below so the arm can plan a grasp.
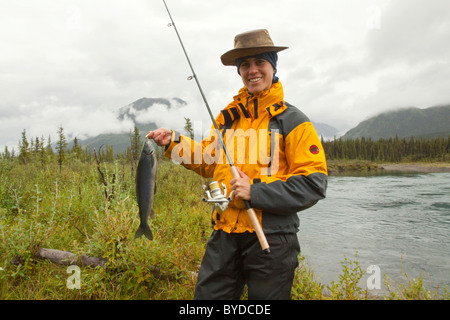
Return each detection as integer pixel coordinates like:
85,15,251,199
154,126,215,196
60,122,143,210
297,171,450,296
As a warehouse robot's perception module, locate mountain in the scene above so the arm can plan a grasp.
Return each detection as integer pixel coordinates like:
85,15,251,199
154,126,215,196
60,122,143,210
311,122,341,140
78,98,187,154
116,97,186,122
77,97,340,154
342,105,450,140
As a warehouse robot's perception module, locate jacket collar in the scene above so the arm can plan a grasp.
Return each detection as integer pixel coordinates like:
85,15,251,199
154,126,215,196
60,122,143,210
217,81,286,126
234,80,284,104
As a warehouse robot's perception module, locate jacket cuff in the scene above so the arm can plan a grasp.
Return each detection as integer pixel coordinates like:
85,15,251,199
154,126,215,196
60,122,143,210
164,130,182,157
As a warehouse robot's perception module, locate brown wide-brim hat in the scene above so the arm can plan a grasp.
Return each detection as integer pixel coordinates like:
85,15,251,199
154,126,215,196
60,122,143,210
220,29,288,66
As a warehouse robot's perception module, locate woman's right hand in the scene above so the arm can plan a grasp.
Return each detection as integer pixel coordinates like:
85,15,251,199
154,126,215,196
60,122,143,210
147,128,172,147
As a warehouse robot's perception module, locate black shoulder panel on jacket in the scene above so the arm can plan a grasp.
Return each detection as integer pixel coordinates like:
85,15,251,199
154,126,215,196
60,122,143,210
269,102,310,138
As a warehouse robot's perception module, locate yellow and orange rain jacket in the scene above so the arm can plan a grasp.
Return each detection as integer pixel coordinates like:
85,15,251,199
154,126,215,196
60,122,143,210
165,81,327,234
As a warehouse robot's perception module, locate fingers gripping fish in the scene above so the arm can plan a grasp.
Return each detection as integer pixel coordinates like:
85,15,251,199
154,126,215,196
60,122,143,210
135,138,157,240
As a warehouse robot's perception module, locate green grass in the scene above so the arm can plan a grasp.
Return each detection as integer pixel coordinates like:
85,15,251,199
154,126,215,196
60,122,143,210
0,157,448,299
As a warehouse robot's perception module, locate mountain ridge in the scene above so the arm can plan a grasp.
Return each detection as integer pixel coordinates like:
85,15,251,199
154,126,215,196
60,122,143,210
342,104,450,140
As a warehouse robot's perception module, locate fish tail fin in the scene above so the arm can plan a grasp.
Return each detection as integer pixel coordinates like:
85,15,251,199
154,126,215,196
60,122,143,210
134,224,153,240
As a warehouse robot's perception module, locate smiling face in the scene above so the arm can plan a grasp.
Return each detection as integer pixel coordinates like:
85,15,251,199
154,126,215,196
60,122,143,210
238,57,274,94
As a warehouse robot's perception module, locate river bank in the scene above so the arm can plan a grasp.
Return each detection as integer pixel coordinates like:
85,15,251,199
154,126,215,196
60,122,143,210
327,160,450,175
380,162,450,173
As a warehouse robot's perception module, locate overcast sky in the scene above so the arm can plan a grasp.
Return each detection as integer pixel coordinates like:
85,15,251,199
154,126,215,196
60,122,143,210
1,0,450,151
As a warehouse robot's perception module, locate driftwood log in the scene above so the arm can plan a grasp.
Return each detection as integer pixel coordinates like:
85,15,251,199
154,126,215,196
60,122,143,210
14,247,197,282
35,248,107,268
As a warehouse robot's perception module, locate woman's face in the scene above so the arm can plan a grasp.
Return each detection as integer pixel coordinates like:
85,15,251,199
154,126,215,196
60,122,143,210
238,57,274,94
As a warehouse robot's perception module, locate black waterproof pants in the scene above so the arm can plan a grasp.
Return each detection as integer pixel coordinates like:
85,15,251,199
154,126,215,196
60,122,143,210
193,230,300,300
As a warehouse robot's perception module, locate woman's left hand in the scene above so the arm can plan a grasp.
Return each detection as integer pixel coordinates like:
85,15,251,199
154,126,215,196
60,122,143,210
230,167,251,201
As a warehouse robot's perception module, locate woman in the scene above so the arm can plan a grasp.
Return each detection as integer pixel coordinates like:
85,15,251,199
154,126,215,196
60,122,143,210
148,29,327,299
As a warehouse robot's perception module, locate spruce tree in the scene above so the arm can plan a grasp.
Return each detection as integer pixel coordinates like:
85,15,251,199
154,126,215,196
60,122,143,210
130,125,141,162
184,117,194,140
56,125,68,173
18,129,30,165
71,137,83,160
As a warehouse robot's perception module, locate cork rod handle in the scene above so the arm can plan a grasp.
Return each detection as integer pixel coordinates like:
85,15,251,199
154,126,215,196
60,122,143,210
230,166,270,254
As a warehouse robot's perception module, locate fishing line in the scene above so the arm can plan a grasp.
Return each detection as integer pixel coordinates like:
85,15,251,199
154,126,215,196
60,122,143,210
162,0,232,166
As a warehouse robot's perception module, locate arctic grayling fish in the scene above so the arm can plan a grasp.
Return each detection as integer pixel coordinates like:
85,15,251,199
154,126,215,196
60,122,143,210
134,138,157,240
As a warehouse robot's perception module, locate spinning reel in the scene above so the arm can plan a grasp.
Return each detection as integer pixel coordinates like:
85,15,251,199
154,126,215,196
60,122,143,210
202,181,234,213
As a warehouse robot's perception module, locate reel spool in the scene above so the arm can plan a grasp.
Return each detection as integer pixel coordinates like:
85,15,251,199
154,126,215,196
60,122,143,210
202,181,234,212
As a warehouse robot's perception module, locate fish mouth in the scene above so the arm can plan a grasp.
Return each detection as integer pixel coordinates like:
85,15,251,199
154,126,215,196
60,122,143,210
144,150,154,156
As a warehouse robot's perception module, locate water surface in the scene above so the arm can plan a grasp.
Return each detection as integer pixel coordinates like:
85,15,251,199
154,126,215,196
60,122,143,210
298,172,450,295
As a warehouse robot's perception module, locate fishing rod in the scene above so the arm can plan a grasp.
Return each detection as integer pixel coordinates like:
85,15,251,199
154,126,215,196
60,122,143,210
162,0,270,254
